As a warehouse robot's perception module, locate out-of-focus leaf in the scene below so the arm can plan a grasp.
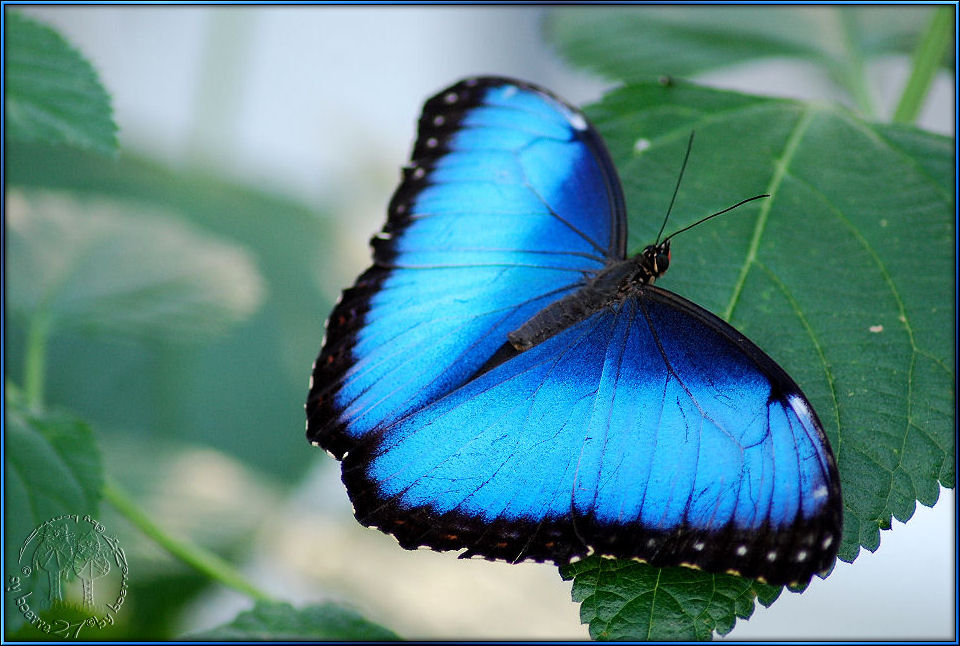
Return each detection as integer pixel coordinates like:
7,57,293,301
119,571,210,640
189,601,399,641
7,189,265,341
554,81,952,640
4,394,103,541
560,557,781,640
6,143,334,477
544,6,945,89
4,391,104,637
4,11,117,154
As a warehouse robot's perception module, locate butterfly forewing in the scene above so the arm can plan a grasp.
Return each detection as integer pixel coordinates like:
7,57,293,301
307,77,626,458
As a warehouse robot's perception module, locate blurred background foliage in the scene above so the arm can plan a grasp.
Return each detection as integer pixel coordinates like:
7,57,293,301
3,5,954,641
6,8,342,640
7,143,333,477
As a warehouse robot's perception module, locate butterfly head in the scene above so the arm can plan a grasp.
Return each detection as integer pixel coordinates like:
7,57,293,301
641,240,671,281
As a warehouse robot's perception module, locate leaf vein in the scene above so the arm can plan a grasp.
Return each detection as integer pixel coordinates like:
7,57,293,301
723,105,815,322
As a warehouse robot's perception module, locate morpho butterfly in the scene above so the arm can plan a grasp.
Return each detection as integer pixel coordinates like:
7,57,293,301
307,76,842,587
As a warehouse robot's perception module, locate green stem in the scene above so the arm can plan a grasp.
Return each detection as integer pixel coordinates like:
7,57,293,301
839,8,876,118
893,6,954,124
24,311,51,410
103,479,274,602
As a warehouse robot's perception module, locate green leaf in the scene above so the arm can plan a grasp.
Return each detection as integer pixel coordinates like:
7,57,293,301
545,6,942,109
4,11,117,154
3,391,104,636
562,81,952,639
4,392,104,533
561,557,781,640
6,189,265,341
189,601,400,641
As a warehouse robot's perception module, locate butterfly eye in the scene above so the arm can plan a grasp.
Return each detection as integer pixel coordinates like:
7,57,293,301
642,243,670,277
655,247,670,275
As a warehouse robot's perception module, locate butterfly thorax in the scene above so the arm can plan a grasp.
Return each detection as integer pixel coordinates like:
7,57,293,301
507,240,672,352
594,241,672,294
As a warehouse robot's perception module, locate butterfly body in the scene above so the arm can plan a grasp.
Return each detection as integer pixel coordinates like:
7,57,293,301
307,77,842,587
508,242,668,352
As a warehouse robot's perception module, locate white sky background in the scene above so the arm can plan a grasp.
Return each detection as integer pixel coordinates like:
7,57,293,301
22,5,955,641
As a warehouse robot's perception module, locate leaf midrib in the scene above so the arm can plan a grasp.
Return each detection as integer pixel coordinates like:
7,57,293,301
722,105,815,322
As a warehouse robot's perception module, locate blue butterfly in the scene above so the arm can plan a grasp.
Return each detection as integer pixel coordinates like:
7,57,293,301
307,77,842,587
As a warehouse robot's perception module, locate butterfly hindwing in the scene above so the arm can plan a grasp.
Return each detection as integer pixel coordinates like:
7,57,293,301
308,77,626,458
343,285,841,586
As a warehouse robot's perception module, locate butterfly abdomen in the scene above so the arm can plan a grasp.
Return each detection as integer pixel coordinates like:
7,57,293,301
508,250,662,352
507,284,603,351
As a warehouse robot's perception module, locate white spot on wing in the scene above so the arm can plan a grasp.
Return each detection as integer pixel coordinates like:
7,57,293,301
567,111,587,131
735,545,747,556
813,485,828,499
787,394,815,427
822,535,834,549
796,550,808,562
693,541,704,551
766,550,777,561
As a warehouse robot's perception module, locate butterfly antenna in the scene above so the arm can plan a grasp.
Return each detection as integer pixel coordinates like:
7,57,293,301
655,131,696,244
663,194,770,243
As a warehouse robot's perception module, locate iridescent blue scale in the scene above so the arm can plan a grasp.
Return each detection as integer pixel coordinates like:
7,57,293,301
307,77,842,587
